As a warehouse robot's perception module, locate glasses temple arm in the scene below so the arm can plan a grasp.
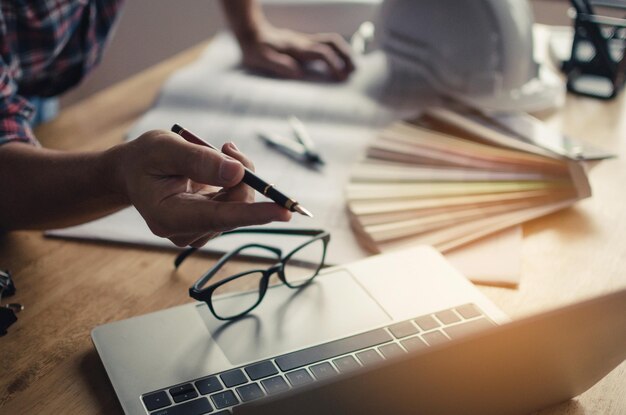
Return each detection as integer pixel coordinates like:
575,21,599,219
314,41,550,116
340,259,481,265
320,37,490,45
174,247,198,268
223,228,325,237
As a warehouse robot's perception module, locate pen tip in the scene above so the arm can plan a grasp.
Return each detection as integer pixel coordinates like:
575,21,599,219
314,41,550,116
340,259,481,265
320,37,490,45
294,204,314,218
171,124,183,134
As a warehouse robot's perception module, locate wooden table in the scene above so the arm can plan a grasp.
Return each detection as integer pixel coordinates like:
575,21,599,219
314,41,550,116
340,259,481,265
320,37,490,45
1,41,625,415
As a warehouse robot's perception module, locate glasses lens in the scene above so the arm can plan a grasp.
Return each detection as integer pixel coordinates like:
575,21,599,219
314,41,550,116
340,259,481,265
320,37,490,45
211,271,265,319
283,237,325,287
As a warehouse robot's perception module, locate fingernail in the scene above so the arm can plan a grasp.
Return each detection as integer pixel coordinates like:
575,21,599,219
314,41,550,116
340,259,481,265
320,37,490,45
219,158,241,182
229,142,239,151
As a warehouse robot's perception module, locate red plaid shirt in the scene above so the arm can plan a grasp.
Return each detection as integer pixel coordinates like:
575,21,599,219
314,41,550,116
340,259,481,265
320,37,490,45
0,0,124,146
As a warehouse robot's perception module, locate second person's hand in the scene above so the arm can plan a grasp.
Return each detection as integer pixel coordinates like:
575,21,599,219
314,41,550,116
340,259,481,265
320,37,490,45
238,23,356,81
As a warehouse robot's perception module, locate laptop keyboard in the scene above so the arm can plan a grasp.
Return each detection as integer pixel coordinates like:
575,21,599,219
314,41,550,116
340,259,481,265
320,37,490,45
141,303,494,414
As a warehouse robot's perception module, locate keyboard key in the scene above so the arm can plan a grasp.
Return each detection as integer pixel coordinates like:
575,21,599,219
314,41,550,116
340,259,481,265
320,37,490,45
220,369,247,388
356,349,383,366
142,390,171,411
151,397,212,415
236,383,265,402
309,362,337,380
401,336,428,352
285,369,314,386
414,315,440,331
435,309,461,325
333,355,361,373
172,390,198,403
275,328,392,371
245,360,279,380
195,376,223,395
422,330,449,346
168,383,198,403
444,318,495,340
379,343,405,359
214,411,231,415
169,384,194,396
388,321,419,338
261,375,290,394
456,303,483,319
211,390,239,409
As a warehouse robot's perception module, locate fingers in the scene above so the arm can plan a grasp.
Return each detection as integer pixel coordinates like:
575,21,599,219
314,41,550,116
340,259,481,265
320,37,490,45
146,193,291,243
238,29,354,81
317,33,355,74
139,131,245,188
196,198,292,231
220,142,255,203
213,183,254,204
297,43,347,81
221,142,253,171
246,49,304,79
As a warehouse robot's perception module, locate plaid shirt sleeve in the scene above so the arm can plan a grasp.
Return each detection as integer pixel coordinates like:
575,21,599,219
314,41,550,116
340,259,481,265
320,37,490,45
0,0,125,148
0,55,37,147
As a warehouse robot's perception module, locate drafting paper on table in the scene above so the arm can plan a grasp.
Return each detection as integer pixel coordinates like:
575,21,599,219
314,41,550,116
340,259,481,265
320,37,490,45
444,226,522,287
48,34,415,263
48,33,522,284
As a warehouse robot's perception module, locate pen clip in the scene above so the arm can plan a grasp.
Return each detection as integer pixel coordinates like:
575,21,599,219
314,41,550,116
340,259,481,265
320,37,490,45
258,132,308,156
288,116,324,164
288,116,315,152
258,132,324,167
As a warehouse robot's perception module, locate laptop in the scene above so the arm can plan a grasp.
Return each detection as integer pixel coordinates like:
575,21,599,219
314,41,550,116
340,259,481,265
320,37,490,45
92,245,626,415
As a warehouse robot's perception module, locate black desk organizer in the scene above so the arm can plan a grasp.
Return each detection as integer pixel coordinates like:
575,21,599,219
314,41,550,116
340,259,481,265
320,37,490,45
562,0,626,99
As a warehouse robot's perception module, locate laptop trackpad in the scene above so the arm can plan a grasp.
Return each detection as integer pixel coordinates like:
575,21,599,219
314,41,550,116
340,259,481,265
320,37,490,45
201,270,391,366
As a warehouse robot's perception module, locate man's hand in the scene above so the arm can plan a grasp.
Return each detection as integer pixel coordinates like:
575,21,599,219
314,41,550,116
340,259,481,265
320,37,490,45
111,130,291,247
220,0,355,81
239,24,355,81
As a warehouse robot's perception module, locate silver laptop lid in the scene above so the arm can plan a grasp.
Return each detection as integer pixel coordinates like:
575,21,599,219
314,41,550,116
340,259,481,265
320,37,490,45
235,288,626,415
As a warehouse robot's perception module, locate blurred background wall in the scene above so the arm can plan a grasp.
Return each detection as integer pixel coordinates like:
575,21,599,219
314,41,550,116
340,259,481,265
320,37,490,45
61,0,575,106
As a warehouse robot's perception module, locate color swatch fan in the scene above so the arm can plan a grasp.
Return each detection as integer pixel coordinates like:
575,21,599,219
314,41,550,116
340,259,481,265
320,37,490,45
347,107,592,254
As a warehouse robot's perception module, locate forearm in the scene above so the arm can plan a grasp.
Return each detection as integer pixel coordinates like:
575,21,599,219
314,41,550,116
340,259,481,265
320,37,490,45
220,0,267,43
0,142,127,230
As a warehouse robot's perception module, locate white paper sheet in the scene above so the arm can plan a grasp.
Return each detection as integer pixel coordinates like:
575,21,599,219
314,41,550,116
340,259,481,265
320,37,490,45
48,33,522,283
444,226,522,287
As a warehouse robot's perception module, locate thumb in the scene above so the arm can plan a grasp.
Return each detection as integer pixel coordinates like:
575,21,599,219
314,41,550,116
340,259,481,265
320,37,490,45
147,132,245,187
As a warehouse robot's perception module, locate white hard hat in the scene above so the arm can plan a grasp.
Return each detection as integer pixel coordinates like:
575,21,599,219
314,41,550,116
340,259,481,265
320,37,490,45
376,0,565,112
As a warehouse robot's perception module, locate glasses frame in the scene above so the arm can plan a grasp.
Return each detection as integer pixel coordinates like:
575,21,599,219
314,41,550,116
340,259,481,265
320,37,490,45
174,228,330,321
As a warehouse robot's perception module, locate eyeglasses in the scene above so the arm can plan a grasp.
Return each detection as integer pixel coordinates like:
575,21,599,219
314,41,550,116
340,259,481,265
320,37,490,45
174,228,330,321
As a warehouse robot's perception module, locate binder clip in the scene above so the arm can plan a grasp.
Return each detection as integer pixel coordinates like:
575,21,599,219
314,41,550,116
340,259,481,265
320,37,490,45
0,270,22,336
562,0,626,99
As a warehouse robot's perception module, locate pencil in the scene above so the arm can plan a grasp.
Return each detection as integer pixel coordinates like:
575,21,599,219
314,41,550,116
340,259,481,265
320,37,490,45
171,124,313,218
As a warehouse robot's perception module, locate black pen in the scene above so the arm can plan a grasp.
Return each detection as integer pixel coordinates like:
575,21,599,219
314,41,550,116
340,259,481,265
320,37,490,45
171,124,313,218
288,116,325,165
